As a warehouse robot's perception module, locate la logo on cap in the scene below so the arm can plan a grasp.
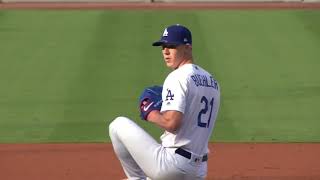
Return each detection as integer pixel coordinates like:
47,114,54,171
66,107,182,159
163,28,168,37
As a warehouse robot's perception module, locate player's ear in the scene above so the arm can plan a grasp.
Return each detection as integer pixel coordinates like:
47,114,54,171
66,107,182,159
183,45,192,56
182,45,192,53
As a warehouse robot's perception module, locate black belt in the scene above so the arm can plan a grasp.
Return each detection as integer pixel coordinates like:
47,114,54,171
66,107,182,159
175,148,208,162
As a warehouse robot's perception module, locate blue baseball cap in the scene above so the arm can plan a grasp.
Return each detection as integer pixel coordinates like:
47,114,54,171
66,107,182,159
152,24,192,46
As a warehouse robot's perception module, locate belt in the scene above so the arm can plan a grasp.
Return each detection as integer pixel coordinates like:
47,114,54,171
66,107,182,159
175,148,208,162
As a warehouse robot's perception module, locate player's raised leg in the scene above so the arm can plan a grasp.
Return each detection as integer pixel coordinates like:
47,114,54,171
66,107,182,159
109,116,150,179
109,116,186,180
110,116,169,179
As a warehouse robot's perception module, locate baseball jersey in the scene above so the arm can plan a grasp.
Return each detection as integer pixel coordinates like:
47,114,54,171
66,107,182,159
160,63,220,156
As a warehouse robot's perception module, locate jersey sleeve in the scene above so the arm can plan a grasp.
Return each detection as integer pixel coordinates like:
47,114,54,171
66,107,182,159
160,72,188,114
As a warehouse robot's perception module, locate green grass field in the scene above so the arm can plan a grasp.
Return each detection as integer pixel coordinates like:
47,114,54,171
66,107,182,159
0,10,320,143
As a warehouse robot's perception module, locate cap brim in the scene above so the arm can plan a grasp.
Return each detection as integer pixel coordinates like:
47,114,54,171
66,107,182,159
152,40,169,46
152,41,163,46
152,40,181,47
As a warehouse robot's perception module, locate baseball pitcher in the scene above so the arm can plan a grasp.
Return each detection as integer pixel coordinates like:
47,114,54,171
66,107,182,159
109,24,220,180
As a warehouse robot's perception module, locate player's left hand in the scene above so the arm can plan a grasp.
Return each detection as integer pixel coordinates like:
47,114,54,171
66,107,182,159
139,86,163,121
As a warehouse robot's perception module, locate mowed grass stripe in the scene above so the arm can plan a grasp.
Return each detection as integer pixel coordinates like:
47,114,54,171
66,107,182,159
196,10,320,141
47,11,203,142
0,11,106,142
0,10,319,143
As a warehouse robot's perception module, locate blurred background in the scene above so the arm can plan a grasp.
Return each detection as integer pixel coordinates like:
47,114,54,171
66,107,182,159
0,1,320,143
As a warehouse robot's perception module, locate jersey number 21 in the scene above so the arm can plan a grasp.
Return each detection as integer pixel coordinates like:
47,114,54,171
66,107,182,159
197,96,214,128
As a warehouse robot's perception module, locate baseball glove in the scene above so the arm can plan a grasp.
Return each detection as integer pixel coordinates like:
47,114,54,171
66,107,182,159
139,85,163,120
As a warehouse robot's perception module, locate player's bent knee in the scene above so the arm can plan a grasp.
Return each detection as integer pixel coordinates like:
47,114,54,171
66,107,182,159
109,116,132,131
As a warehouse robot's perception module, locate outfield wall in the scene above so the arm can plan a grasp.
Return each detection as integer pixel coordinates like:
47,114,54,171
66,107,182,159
167,0,320,2
155,0,320,1
155,0,302,2
0,0,151,2
2,0,320,3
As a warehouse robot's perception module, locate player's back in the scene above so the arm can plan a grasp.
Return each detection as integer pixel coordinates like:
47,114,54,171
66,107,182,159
161,64,220,156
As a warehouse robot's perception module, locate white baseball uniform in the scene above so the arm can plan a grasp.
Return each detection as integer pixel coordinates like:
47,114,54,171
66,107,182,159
109,63,220,180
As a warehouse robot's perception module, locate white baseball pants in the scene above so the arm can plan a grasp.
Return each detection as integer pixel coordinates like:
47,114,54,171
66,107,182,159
109,116,207,180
